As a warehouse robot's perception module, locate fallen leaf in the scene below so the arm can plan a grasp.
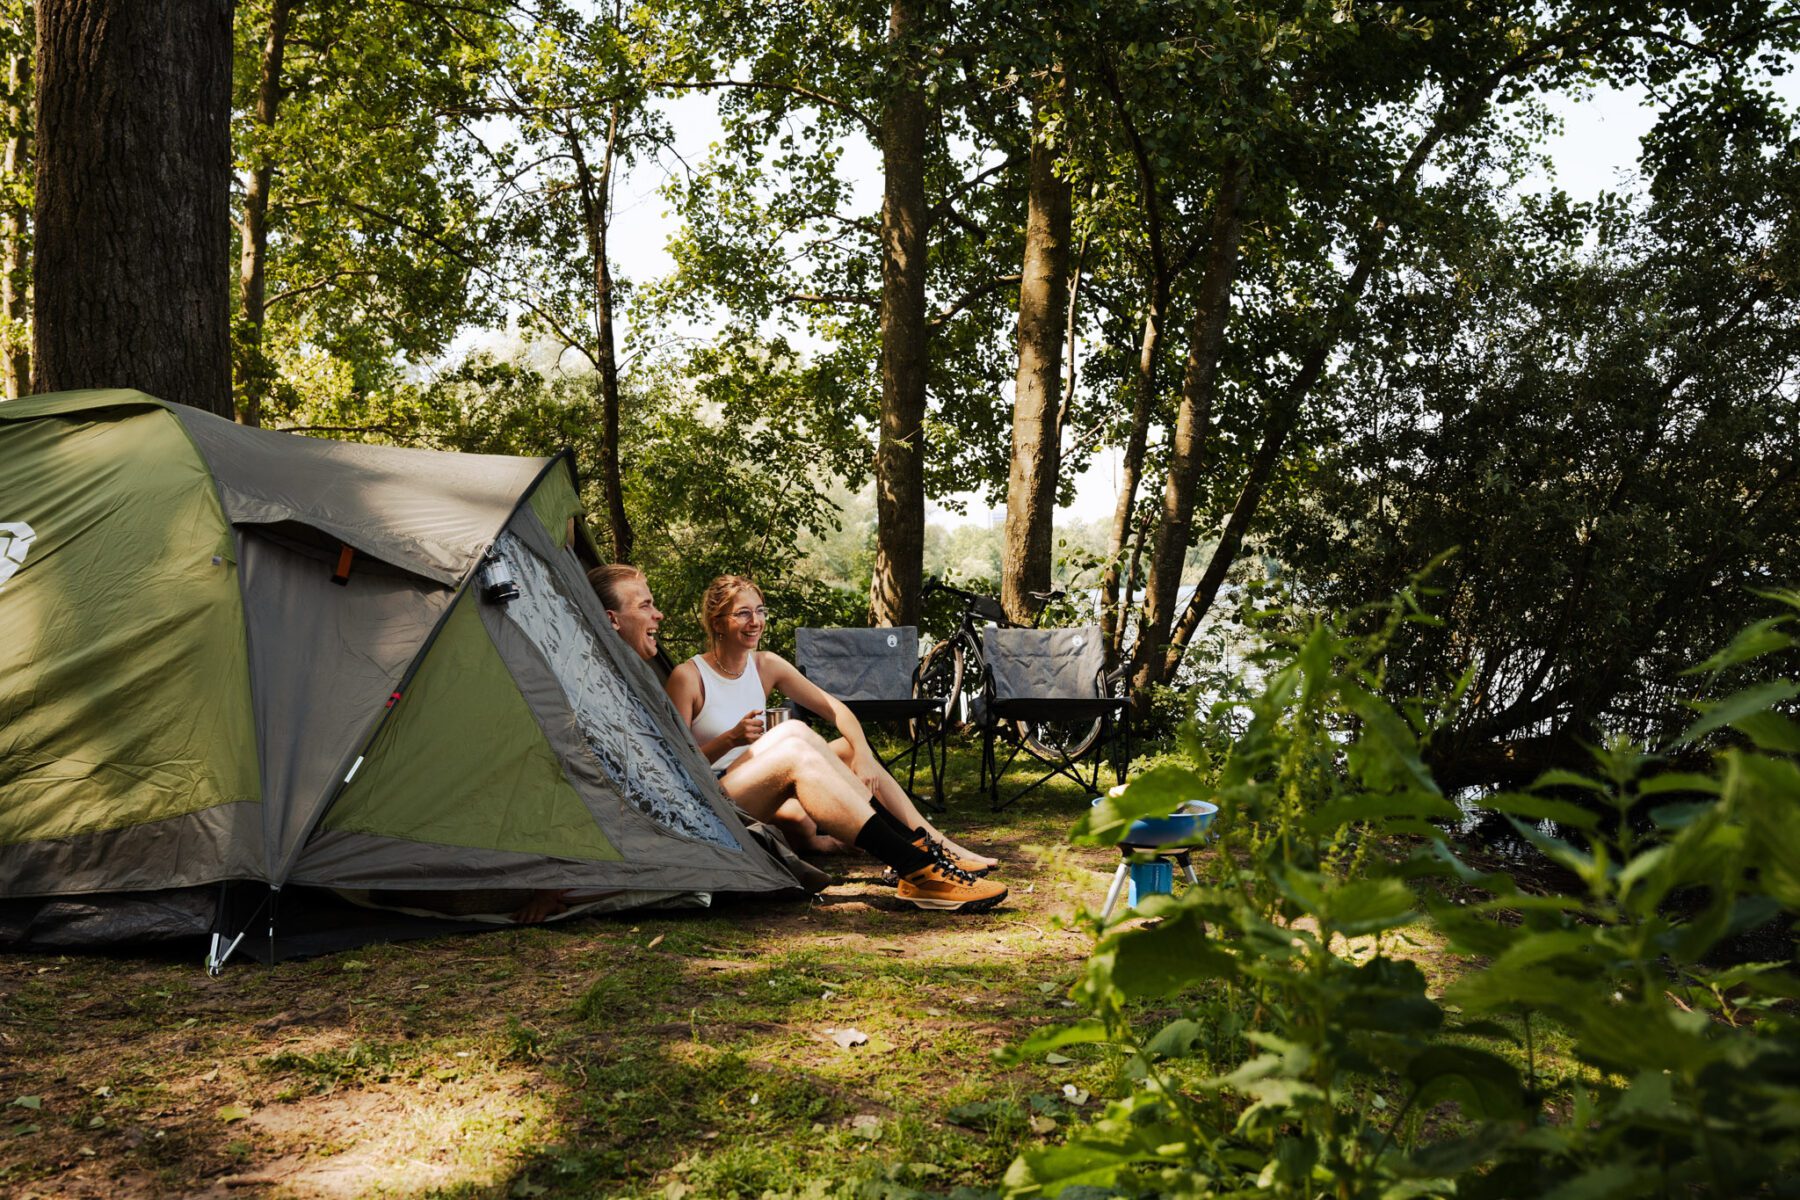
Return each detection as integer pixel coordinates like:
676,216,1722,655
217,1105,252,1123
197,1067,219,1082
87,1117,104,1129
647,934,665,950
10,1096,41,1110
1036,982,1057,993
830,1028,869,1049
78,1146,96,1157
849,1114,882,1141
1044,1053,1073,1065
1028,1114,1057,1134
924,1007,946,1017
341,960,369,972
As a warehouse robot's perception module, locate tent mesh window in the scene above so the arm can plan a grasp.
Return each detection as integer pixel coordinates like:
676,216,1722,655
495,534,738,848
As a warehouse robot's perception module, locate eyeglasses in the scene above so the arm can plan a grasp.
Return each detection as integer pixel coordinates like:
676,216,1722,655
731,606,769,622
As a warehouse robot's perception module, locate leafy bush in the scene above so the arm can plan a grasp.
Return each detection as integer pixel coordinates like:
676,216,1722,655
1003,590,1800,1198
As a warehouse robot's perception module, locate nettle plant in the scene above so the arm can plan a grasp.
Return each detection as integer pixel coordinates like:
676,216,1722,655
1004,590,1800,1199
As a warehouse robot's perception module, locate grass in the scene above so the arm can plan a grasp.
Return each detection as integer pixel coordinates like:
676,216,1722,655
0,741,1139,1199
0,739,1577,1199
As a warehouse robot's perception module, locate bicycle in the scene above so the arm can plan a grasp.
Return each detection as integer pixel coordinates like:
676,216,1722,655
912,579,1106,762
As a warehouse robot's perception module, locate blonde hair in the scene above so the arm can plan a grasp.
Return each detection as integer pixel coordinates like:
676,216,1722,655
701,574,763,651
588,563,646,612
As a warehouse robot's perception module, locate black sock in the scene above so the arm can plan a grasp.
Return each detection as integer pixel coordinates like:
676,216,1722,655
870,798,920,840
855,812,932,875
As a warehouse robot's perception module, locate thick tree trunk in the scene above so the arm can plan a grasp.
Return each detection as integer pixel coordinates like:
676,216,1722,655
1000,85,1071,625
870,0,928,627
236,0,294,428
34,0,233,414
2,26,29,399
1131,164,1244,692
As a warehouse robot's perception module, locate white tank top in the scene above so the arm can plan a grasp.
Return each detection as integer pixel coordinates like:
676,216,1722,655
689,653,767,770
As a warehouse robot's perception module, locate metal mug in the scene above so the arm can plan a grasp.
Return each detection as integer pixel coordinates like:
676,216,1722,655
763,707,788,728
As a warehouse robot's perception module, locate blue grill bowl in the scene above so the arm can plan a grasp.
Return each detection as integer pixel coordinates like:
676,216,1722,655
1095,797,1220,846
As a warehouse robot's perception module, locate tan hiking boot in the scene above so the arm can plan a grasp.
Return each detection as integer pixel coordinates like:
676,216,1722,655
910,832,994,877
895,861,1008,912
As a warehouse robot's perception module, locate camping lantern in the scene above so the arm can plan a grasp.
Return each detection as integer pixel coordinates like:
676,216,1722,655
477,550,519,604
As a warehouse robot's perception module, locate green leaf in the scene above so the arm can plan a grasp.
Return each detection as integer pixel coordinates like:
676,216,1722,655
1303,790,1459,835
1528,768,1609,795
1731,709,1800,754
1073,763,1209,845
1541,1162,1661,1200
9,1096,40,1110
1674,680,1800,748
1405,1045,1526,1119
217,1104,252,1123
1005,1019,1109,1064
1143,1018,1203,1060
1636,772,1720,797
1104,906,1238,997
1476,790,1600,830
1682,617,1793,675
1317,877,1418,937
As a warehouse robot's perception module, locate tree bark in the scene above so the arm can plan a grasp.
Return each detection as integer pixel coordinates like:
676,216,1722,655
569,103,632,562
2,21,29,399
1099,300,1162,662
1000,83,1071,625
34,0,233,414
236,0,294,427
870,0,928,627
1130,163,1244,692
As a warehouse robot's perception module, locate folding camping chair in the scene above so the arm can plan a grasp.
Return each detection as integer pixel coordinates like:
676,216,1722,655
792,626,945,811
978,625,1130,811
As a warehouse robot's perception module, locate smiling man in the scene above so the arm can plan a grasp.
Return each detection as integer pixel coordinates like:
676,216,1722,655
587,564,1006,913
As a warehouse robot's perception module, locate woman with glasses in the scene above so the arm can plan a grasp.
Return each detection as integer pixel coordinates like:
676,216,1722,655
664,574,1006,913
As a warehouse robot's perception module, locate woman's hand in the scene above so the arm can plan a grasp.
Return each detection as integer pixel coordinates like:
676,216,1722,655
729,709,766,748
850,751,882,795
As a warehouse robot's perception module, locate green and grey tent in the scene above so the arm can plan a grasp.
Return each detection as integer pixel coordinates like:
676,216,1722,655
0,389,803,965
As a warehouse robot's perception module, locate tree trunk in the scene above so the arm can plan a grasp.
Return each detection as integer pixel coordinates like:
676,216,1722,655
569,105,632,563
236,0,294,428
34,0,233,414
1000,84,1071,625
870,0,928,627
1131,164,1244,692
1098,298,1162,662
1161,99,1471,675
2,19,29,400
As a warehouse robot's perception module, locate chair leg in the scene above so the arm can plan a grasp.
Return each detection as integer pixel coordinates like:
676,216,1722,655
1099,860,1130,921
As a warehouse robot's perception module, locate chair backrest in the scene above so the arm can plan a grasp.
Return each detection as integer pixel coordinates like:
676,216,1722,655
794,626,920,702
986,626,1105,702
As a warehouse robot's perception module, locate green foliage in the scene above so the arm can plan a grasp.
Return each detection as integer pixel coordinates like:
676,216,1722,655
234,0,504,420
1004,590,1800,1198
1276,76,1800,783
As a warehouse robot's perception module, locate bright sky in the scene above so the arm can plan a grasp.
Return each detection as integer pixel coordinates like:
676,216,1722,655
592,73,1793,529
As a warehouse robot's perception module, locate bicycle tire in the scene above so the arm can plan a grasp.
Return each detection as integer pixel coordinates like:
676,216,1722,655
1018,715,1104,763
913,639,967,736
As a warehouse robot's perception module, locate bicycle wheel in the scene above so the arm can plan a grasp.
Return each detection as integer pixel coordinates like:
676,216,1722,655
1018,714,1103,762
913,639,966,736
